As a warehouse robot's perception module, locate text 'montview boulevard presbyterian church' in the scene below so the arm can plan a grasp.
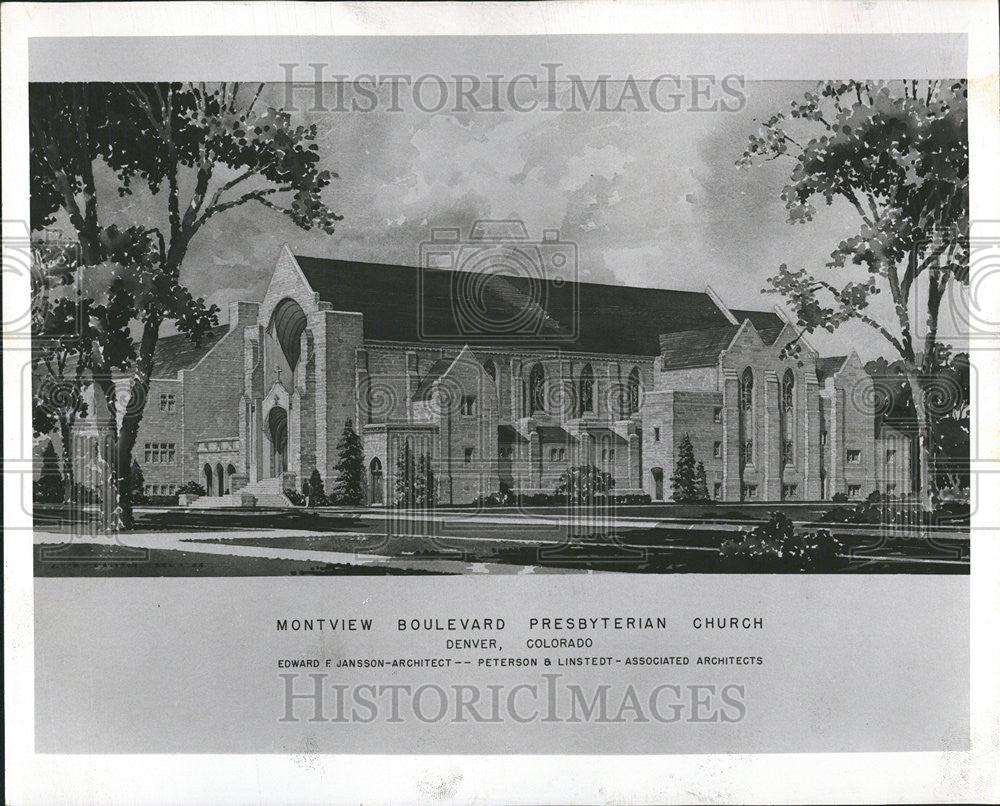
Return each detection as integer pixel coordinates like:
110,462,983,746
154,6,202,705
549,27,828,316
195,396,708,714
119,235,912,506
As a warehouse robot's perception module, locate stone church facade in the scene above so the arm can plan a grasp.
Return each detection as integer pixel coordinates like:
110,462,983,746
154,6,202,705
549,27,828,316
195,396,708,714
97,245,911,506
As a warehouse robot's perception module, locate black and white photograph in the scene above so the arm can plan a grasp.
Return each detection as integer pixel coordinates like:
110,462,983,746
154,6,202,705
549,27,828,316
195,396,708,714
4,2,999,804
27,75,971,577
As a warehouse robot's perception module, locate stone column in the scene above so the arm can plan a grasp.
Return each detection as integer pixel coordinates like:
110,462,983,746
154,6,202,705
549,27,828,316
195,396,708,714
297,329,317,478
288,391,301,477
830,388,842,497
250,397,263,482
561,360,574,420
510,358,522,420
804,379,822,499
405,351,418,420
528,428,541,488
628,431,641,489
356,348,370,428
763,371,781,500
722,371,741,500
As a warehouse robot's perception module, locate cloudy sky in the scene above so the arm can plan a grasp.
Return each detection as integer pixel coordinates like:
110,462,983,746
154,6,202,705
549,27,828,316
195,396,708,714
86,79,915,358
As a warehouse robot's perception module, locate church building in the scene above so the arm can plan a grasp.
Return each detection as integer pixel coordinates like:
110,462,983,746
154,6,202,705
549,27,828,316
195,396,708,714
102,244,909,506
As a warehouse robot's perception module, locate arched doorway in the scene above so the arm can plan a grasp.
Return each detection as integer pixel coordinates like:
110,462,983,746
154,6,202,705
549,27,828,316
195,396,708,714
204,463,214,496
651,467,664,501
227,464,236,494
369,457,384,505
268,406,288,475
216,463,225,496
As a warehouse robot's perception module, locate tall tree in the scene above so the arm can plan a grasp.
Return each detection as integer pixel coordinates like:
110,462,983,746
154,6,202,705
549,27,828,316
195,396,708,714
330,419,365,505
393,442,416,508
414,453,434,509
693,460,710,503
304,468,327,507
32,240,92,502
671,433,698,502
128,459,147,506
30,83,342,528
34,440,64,503
739,80,968,507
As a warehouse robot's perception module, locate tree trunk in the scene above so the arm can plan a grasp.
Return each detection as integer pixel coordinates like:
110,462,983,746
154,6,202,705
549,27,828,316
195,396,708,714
114,315,164,530
908,374,935,511
89,358,126,531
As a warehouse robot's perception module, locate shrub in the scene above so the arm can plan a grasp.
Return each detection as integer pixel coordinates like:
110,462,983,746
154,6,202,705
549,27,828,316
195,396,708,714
304,468,328,507
177,480,207,497
554,465,614,503
128,459,148,506
611,492,652,505
670,434,698,502
330,419,365,505
720,511,845,572
821,494,970,527
283,488,306,506
831,491,849,503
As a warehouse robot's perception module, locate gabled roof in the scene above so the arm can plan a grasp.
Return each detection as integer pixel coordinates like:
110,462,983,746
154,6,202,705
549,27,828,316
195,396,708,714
658,325,739,370
152,325,229,379
411,358,453,402
730,308,784,332
294,255,758,356
816,356,847,383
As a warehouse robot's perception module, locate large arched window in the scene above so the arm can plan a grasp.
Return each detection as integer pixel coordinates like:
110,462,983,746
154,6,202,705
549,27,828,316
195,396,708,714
739,368,754,467
579,364,594,416
269,297,307,369
781,369,795,467
627,367,641,416
528,363,545,415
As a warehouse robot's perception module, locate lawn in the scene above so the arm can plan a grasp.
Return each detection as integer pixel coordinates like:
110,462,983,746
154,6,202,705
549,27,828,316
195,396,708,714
34,543,448,576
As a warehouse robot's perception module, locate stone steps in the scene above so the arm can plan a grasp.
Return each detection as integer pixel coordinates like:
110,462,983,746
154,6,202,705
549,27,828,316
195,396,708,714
186,476,293,508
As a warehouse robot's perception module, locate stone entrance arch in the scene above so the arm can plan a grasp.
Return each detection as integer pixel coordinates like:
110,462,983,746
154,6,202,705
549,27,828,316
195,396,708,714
268,406,289,475
204,463,214,496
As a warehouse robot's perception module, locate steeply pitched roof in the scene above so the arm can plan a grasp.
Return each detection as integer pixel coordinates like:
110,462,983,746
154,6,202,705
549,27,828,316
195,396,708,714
658,325,739,370
152,325,230,379
411,358,453,402
816,356,847,383
730,308,784,332
294,255,759,356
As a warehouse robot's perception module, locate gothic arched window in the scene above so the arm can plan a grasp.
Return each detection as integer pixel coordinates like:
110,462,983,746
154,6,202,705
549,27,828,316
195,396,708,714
483,358,497,385
781,369,795,466
528,363,545,415
579,364,594,416
627,367,641,416
739,368,754,466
